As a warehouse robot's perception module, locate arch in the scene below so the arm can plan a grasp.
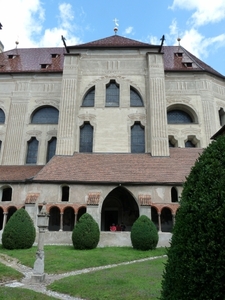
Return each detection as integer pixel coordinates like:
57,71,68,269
26,137,39,164
1,186,12,202
79,122,93,153
161,207,173,232
7,206,17,223
171,187,178,203
131,122,145,153
31,105,59,124
151,206,159,231
185,135,199,148
130,87,144,107
167,104,198,124
61,185,70,202
82,87,95,107
0,108,5,124
0,207,3,230
101,186,139,231
77,206,86,221
106,80,119,107
48,206,60,231
47,137,57,162
63,207,75,231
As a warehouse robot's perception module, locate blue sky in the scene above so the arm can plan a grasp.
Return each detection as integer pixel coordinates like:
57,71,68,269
1,0,225,75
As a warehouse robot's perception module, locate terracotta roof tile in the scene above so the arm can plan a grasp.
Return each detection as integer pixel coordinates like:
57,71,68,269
0,166,43,182
33,148,203,184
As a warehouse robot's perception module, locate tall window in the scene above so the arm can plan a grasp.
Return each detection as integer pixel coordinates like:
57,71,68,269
0,109,5,123
2,187,12,202
130,87,143,107
47,137,57,162
79,122,93,153
106,80,119,107
26,137,39,164
167,110,193,124
82,87,95,107
31,106,59,124
131,122,145,153
171,187,178,202
61,186,69,202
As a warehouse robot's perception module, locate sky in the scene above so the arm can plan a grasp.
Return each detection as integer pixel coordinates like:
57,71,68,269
0,0,225,75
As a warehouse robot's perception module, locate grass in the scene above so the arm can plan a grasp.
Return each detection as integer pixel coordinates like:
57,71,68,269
0,262,23,282
0,287,57,300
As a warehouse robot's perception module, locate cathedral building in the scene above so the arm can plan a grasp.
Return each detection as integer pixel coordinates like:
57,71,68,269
0,33,224,246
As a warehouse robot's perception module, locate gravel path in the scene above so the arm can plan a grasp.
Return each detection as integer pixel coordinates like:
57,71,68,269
0,253,167,300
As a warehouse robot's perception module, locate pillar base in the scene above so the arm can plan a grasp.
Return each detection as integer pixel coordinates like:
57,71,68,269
31,273,45,283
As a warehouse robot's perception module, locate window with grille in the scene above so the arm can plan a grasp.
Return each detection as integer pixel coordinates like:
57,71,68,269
31,106,59,124
47,137,57,162
106,80,119,107
130,88,143,107
167,110,193,124
79,122,93,153
131,122,145,153
26,137,39,164
0,109,5,123
82,87,95,107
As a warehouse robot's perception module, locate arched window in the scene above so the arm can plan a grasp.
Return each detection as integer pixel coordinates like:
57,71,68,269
61,186,69,202
185,140,195,148
106,80,119,107
171,187,178,202
82,87,95,107
47,137,57,162
48,207,60,231
0,109,5,123
79,122,93,153
131,122,145,153
161,207,173,232
1,187,12,201
130,87,143,107
26,137,39,164
167,110,193,124
31,106,59,124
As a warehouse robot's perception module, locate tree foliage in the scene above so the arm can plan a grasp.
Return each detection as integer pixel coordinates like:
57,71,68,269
161,136,225,300
130,215,158,250
2,208,36,249
72,213,100,250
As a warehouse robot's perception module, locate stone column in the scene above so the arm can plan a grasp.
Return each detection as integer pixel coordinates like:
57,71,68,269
74,213,77,227
2,212,7,230
60,213,63,231
158,213,162,232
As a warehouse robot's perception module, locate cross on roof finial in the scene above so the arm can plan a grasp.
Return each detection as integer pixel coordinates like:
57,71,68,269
113,18,119,35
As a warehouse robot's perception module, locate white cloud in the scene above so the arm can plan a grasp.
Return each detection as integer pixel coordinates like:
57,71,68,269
170,0,225,26
124,27,134,35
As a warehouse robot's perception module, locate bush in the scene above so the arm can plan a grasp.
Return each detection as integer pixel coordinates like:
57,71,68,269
2,208,36,249
130,215,158,250
72,213,100,250
160,136,225,300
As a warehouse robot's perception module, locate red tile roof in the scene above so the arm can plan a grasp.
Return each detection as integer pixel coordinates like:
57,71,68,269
32,148,203,184
0,166,43,182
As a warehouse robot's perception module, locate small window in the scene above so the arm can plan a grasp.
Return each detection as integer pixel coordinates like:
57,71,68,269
106,80,119,107
79,122,93,153
167,110,193,124
51,54,59,58
40,64,50,69
183,62,192,68
185,140,195,148
171,187,178,202
175,53,183,57
0,109,5,123
47,137,57,162
130,87,143,107
31,106,59,124
82,87,95,107
26,137,39,164
219,108,225,126
131,122,145,153
61,186,69,202
169,141,175,148
2,187,12,202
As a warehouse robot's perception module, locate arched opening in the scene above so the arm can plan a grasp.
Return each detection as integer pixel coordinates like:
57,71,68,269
0,207,3,230
161,207,173,232
101,187,139,231
79,122,93,153
131,122,145,153
106,80,119,107
48,206,60,231
171,187,178,202
77,207,86,221
151,206,159,231
7,207,17,223
63,207,75,231
31,106,59,124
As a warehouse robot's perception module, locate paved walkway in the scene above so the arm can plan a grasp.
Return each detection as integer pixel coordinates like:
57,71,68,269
0,253,167,300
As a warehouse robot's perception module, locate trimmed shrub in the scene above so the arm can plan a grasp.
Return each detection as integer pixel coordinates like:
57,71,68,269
72,213,100,250
160,136,225,300
130,215,158,250
2,208,36,249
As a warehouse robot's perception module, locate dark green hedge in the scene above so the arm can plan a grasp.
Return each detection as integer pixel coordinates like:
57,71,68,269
130,215,158,250
72,213,100,250
161,136,225,300
2,208,36,249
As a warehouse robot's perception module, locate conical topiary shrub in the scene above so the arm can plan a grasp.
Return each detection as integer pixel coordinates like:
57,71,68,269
72,213,100,250
2,208,36,249
130,215,158,250
160,136,225,300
